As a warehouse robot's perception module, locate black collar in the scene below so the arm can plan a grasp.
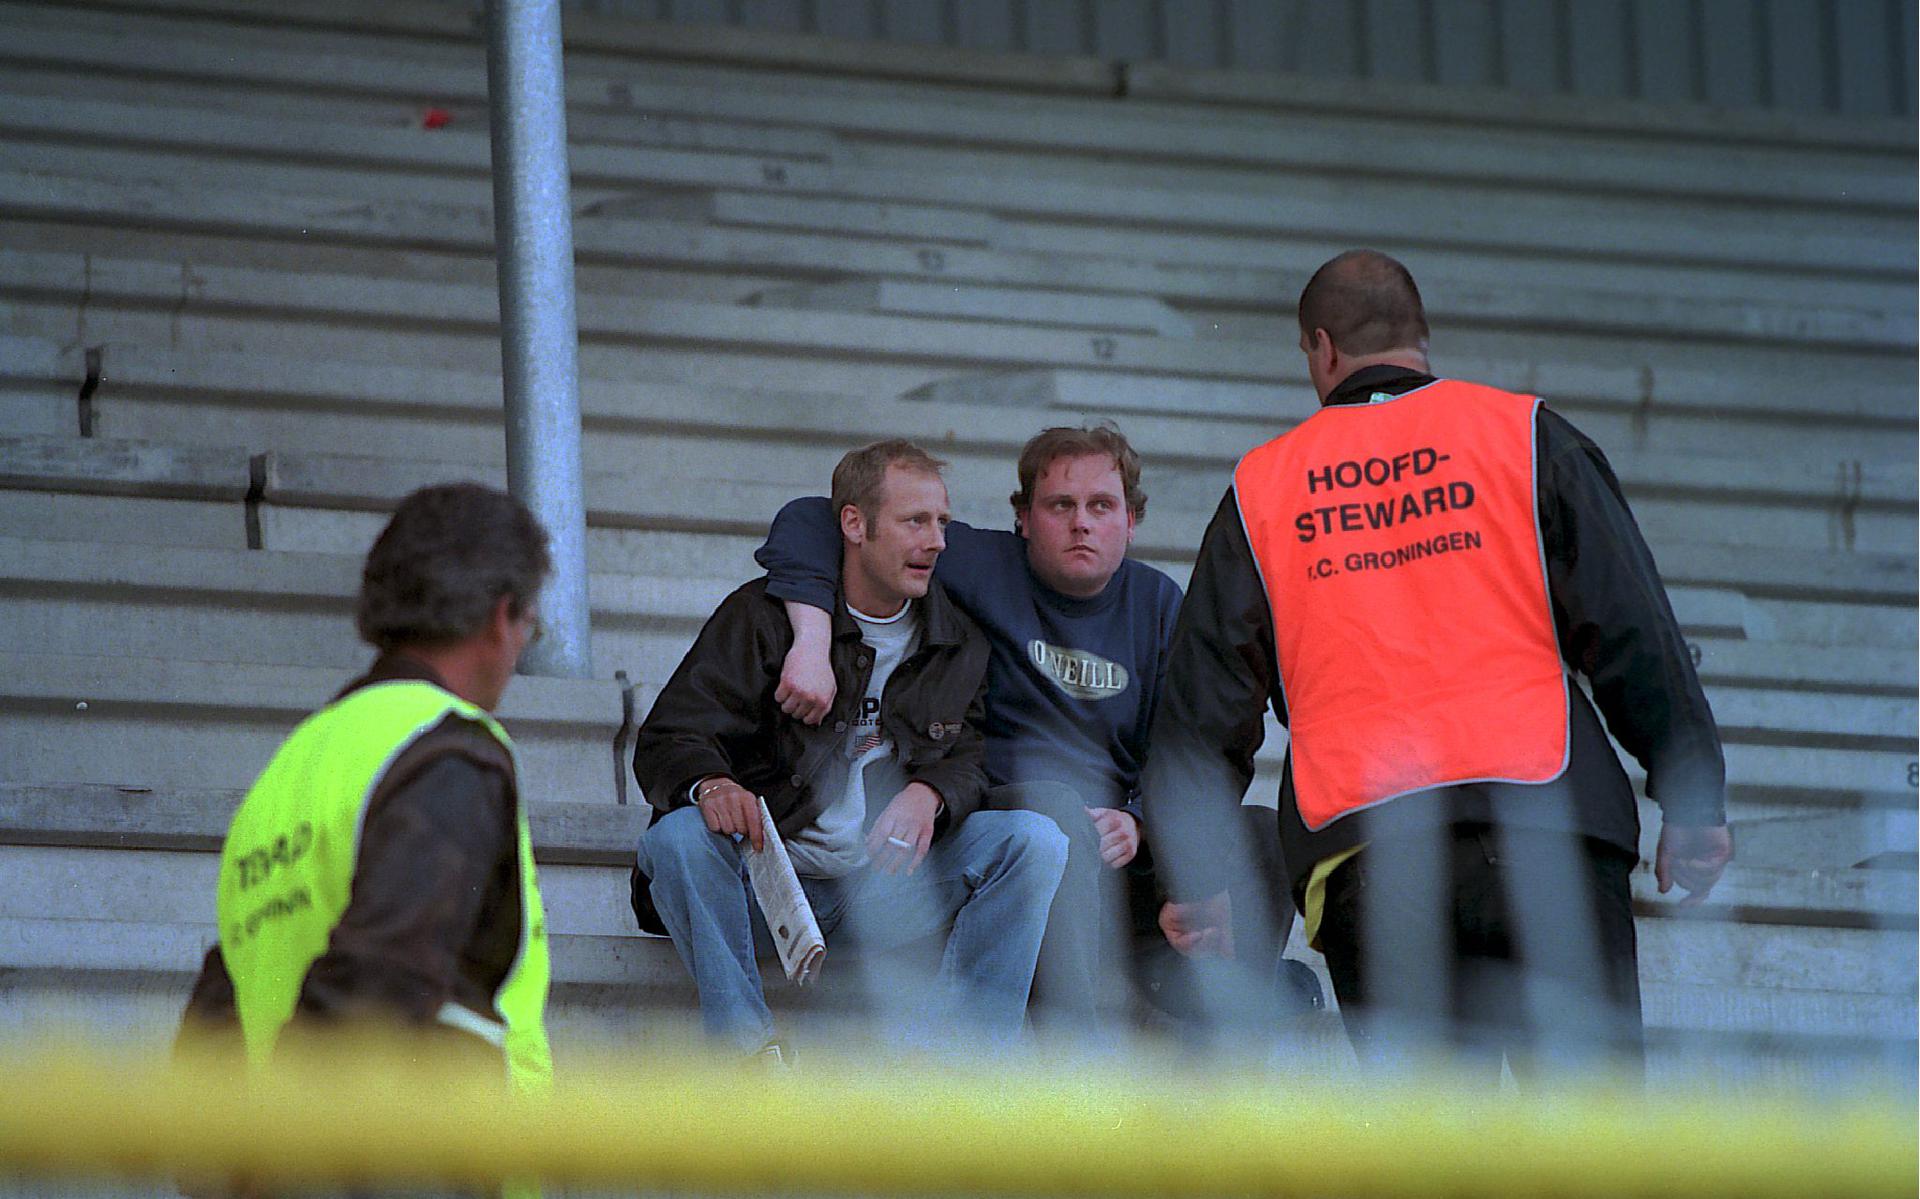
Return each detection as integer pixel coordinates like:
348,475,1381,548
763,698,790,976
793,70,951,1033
335,651,451,702
1324,365,1437,408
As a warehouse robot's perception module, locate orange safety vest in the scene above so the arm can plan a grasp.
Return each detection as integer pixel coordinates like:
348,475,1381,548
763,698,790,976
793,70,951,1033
1234,379,1570,831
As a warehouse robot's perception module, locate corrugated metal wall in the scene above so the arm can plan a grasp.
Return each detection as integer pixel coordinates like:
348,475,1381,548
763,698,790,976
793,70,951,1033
558,0,1918,119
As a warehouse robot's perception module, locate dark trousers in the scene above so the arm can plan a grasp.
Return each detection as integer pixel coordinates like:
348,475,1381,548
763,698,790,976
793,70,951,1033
1316,824,1644,1081
987,783,1322,1043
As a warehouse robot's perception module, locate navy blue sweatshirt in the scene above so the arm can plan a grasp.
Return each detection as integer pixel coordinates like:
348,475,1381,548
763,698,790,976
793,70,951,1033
757,499,1184,815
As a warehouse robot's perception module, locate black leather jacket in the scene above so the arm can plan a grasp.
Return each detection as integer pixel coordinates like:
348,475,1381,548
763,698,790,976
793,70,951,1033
630,577,989,931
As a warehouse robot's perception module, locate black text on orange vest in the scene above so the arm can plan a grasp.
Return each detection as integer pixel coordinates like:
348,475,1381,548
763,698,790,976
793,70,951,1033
1293,445,1475,543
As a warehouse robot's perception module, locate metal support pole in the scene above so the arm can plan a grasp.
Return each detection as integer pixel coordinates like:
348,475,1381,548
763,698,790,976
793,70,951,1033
486,0,592,678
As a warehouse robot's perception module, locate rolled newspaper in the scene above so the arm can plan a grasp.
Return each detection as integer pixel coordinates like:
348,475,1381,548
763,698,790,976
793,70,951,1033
745,797,826,985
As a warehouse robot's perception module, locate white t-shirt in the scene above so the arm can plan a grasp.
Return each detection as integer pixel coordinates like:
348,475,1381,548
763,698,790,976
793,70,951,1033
784,600,921,878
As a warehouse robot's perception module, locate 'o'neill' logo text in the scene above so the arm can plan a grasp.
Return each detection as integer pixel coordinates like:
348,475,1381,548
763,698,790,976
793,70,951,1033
1028,640,1130,700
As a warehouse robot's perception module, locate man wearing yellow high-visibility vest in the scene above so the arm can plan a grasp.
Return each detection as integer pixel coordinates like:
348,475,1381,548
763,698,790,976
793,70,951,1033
178,483,553,1195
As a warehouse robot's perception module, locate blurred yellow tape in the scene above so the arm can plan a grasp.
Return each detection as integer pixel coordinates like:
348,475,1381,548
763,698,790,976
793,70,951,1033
0,1033,1913,1196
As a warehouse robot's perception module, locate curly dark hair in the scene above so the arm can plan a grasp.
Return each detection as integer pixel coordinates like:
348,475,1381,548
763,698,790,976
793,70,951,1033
355,483,551,652
1009,422,1147,521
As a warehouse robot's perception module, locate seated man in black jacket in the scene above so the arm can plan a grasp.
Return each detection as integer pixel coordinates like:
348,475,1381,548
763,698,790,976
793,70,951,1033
631,439,1069,1058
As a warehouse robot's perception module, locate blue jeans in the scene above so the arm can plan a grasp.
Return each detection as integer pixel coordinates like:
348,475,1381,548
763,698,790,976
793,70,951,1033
984,781,1132,1035
635,805,1068,1053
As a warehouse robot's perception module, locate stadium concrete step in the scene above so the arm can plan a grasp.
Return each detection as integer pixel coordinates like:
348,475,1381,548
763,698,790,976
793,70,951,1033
584,186,999,246
0,784,646,865
1240,738,1918,841
1717,806,1920,872
10,896,1903,1027
1686,637,1914,696
3,789,1256,1060
5,432,1915,614
7,110,1904,343
1653,791,1915,866
1638,921,1915,1009
904,366,1919,457
6,337,1909,574
5,340,1911,580
10,241,1896,482
3,23,1909,326
2,150,1909,357
746,280,1195,338
4,534,1908,695
1240,771,1918,873
989,216,1915,320
7,145,1910,371
2,633,1910,839
1630,863,1915,928
10,337,1912,503
1640,981,1914,1044
0,243,1297,382
0,535,728,689
49,427,1920,594
3,894,1905,1048
0,653,633,810
6,0,1909,226
830,140,1913,284
0,914,700,1038
8,767,1909,1014
825,149,1911,284
5,330,1904,559
4,535,1909,752
1,782,1904,932
0,197,1897,449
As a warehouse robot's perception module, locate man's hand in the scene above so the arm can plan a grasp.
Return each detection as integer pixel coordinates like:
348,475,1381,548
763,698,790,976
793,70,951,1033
1655,822,1733,907
866,782,942,875
694,776,764,852
1088,807,1140,869
1159,892,1233,958
774,601,835,725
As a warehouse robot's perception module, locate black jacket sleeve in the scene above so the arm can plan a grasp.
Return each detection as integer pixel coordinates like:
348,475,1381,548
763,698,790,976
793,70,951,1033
296,751,515,1023
631,585,784,814
1539,409,1727,825
1140,487,1281,901
178,944,240,1044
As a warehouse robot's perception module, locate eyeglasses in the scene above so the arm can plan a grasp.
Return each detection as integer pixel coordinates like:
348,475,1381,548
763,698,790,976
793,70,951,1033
521,611,544,646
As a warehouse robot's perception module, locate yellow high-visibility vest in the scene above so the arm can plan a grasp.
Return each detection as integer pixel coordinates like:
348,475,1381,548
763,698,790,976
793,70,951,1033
214,679,553,1093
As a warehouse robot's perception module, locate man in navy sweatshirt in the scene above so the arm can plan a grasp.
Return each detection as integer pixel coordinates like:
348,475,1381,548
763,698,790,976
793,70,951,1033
758,424,1268,1040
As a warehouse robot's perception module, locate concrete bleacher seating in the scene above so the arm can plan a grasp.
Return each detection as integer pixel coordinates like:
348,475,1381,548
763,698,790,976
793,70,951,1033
0,0,1912,1087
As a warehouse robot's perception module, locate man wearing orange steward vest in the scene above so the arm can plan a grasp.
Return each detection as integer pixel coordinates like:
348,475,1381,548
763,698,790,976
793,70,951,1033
1143,250,1732,1077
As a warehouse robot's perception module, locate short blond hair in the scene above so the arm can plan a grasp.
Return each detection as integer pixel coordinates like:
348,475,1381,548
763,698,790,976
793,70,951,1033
830,439,947,521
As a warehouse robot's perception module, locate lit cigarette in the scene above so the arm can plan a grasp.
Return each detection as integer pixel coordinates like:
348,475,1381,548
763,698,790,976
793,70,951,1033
885,836,912,849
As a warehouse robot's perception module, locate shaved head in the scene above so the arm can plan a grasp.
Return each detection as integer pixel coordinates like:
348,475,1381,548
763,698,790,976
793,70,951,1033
1297,250,1430,356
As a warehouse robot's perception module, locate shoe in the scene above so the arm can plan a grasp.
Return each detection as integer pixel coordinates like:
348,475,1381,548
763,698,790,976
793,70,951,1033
751,1038,793,1070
